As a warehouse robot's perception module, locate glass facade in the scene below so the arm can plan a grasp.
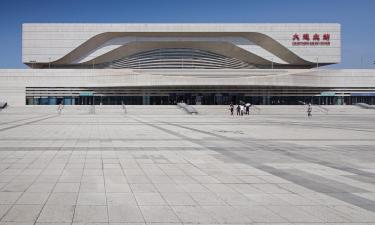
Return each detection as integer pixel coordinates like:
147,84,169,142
25,94,375,105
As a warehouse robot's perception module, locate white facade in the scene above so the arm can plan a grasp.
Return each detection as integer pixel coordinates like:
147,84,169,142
0,68,375,106
22,23,341,67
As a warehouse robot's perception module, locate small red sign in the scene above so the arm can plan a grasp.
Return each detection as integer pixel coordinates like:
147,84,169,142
313,33,320,41
323,33,330,41
303,33,310,41
292,33,331,46
292,33,300,41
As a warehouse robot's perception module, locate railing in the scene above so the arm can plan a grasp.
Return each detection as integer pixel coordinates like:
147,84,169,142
177,103,198,114
315,105,329,114
251,105,261,114
356,103,375,109
0,101,7,110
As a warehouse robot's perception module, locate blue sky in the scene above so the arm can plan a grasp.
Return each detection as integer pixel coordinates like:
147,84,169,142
0,0,374,68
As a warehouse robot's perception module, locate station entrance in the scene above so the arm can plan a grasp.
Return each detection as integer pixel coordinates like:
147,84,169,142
25,86,375,105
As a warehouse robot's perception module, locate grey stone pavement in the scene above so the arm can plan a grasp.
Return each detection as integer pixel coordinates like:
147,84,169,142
0,107,375,224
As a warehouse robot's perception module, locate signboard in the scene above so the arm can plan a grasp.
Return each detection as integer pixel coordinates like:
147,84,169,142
79,91,94,96
320,92,335,96
292,33,331,46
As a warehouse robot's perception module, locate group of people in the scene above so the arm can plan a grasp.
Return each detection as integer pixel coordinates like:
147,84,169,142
229,102,252,116
229,102,314,118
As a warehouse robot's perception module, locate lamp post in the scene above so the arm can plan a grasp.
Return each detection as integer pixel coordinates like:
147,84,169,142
48,57,51,69
271,58,274,70
316,57,319,69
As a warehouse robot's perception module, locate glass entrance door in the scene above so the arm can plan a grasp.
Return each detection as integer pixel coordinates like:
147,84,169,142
78,96,94,105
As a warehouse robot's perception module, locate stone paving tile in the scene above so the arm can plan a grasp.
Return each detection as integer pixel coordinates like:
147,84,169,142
203,205,253,224
2,204,43,222
36,204,75,223
134,193,167,205
189,192,227,205
1,182,31,192
234,205,288,223
45,193,78,205
106,193,137,205
53,183,80,193
298,205,352,222
16,193,49,205
105,183,131,193
180,183,210,193
107,204,144,223
267,205,323,222
59,175,81,183
215,192,252,205
126,175,151,184
331,205,375,222
139,205,180,223
79,182,105,193
0,205,12,219
130,183,158,193
154,183,185,193
171,205,218,223
73,205,108,223
161,192,196,205
77,193,107,205
81,175,104,183
0,223,35,225
0,192,22,204
35,223,71,225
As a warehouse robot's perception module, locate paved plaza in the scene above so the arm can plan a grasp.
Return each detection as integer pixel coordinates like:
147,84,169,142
0,106,375,224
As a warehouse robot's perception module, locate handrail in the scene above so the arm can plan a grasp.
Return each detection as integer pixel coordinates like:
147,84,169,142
251,105,261,111
0,102,7,111
177,103,198,114
315,105,329,114
356,103,375,109
251,105,261,114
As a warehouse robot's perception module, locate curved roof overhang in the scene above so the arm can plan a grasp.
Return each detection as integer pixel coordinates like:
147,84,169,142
32,32,318,68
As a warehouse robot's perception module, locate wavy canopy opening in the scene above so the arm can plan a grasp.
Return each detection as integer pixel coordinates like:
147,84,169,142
104,48,256,69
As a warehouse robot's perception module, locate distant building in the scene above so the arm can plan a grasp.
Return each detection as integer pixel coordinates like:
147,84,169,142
0,23,374,105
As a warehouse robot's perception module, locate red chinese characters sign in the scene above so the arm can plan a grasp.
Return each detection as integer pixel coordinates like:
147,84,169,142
292,33,331,46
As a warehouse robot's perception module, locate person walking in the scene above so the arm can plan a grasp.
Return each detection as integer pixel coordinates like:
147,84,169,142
307,103,312,118
240,104,244,116
57,102,63,115
229,103,234,116
245,103,250,115
236,104,241,116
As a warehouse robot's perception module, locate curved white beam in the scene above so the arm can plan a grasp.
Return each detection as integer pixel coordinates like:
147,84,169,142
75,36,288,65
